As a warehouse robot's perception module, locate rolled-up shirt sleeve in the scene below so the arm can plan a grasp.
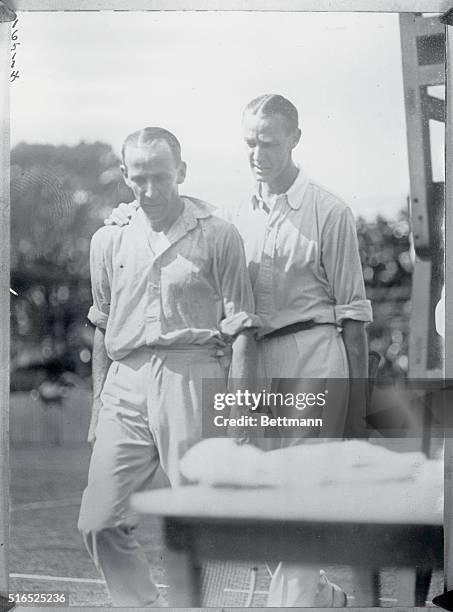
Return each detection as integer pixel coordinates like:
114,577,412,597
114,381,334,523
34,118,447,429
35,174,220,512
322,206,373,325
215,223,261,336
87,228,111,330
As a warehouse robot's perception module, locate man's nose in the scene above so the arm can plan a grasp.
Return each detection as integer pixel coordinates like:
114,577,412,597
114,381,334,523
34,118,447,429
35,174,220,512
143,181,154,198
252,145,265,163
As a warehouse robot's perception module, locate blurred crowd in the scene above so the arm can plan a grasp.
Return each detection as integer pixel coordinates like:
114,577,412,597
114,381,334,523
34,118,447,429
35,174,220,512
356,213,413,380
10,142,415,401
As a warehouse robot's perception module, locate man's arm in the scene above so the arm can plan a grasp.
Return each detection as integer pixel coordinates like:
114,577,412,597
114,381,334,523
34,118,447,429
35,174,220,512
342,319,369,437
229,329,258,380
321,205,373,436
88,327,112,445
228,328,259,418
227,331,259,442
87,228,113,444
216,223,261,441
342,319,368,379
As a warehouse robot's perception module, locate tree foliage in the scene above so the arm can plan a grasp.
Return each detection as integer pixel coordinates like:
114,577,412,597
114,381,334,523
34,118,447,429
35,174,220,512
10,142,132,393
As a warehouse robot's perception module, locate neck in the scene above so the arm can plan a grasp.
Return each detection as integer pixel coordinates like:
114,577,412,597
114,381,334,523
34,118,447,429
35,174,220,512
262,162,299,198
143,196,183,233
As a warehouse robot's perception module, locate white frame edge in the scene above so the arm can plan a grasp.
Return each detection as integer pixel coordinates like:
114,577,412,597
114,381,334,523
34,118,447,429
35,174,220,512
1,0,451,606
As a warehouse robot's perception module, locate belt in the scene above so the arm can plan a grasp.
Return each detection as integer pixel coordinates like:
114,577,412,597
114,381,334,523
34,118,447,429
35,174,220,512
262,320,336,340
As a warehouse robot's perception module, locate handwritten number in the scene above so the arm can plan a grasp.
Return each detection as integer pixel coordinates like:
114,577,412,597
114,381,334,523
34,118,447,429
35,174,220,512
10,20,19,81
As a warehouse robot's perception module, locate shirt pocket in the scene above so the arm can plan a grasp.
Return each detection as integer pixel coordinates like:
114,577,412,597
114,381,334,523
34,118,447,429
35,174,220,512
161,253,218,327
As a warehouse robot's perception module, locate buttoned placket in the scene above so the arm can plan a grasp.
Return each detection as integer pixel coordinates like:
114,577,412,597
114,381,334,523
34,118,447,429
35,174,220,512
253,195,286,318
145,256,162,345
140,218,174,345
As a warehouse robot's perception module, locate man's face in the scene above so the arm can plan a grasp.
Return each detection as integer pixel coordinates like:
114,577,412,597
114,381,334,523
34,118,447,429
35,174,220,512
242,111,299,185
121,140,185,228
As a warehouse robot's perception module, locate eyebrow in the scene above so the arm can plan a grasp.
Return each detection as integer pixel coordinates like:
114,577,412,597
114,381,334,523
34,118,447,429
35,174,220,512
245,136,275,145
129,170,172,180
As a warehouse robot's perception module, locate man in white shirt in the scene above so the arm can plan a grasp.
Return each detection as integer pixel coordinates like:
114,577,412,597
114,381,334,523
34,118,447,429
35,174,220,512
78,126,258,606
236,94,372,606
232,95,372,439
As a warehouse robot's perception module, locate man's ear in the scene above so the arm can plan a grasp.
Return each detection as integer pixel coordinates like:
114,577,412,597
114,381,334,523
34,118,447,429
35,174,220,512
291,128,302,149
177,161,187,185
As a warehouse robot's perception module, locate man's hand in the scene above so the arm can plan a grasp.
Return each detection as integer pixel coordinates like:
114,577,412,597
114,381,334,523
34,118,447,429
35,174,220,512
90,327,111,447
104,202,134,227
228,432,250,446
226,424,249,445
87,397,102,447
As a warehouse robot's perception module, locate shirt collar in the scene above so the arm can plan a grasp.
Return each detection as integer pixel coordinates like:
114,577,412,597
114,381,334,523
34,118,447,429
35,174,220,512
134,196,213,225
134,196,213,249
251,164,310,211
181,196,215,221
166,196,213,244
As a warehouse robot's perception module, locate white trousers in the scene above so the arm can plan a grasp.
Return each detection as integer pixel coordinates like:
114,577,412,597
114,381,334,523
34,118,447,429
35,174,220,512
257,325,349,606
78,346,226,606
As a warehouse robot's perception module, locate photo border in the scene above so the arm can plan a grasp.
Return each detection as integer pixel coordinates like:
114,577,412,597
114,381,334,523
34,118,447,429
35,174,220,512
1,1,451,609
7,0,453,11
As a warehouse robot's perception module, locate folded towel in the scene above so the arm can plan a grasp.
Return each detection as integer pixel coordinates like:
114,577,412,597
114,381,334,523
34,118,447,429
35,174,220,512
180,439,443,502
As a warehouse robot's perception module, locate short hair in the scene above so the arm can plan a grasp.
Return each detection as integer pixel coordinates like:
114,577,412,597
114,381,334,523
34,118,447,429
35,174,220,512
243,94,299,135
121,127,182,166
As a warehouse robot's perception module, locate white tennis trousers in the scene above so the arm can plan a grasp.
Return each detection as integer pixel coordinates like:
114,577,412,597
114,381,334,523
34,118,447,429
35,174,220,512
257,325,349,606
78,345,226,606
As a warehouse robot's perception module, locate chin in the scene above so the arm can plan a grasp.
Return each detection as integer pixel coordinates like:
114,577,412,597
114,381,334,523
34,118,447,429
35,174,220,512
253,172,265,181
142,209,164,226
143,207,163,218
253,170,272,182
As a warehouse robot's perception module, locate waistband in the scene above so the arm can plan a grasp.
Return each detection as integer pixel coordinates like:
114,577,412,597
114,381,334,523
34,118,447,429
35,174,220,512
119,343,224,360
262,320,336,341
